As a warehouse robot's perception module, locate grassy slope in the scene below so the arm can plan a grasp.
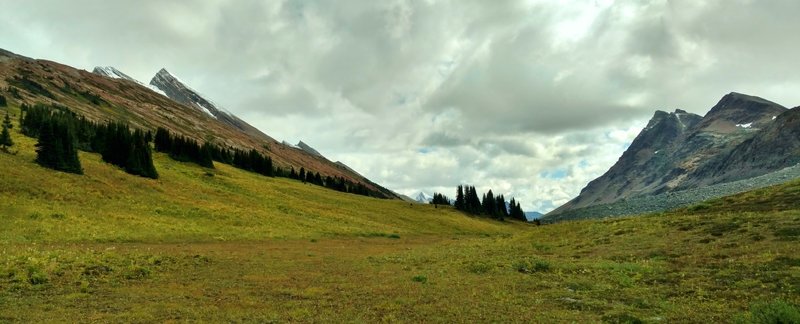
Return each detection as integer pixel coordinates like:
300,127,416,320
0,104,512,244
1,104,799,322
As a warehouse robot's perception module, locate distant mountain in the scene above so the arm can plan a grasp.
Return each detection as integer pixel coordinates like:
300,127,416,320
546,92,795,219
525,211,543,221
415,192,432,203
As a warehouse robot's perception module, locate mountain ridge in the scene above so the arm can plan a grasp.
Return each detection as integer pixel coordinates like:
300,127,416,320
547,92,795,219
0,47,398,199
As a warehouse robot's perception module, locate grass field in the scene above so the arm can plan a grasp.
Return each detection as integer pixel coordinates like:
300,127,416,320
1,105,799,322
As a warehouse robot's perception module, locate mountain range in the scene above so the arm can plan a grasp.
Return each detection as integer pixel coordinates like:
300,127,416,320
1,48,397,199
546,92,800,220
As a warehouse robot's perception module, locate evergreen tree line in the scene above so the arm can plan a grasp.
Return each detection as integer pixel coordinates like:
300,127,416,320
288,166,371,196
154,127,213,168
323,174,371,196
154,127,374,197
94,123,158,178
454,185,527,221
19,104,82,174
289,166,322,185
20,103,157,178
430,193,451,205
230,147,274,177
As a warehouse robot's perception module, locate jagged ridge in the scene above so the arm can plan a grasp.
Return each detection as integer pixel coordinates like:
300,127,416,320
547,92,793,218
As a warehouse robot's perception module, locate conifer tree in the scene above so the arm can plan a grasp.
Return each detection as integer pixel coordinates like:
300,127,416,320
154,127,172,152
496,194,508,218
124,130,158,179
3,112,12,129
455,185,465,211
0,94,6,107
468,186,481,214
0,113,13,150
199,142,214,168
35,118,82,174
483,190,498,218
431,193,451,205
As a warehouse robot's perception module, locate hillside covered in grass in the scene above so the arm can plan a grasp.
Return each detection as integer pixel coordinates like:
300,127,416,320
1,102,799,322
0,105,512,244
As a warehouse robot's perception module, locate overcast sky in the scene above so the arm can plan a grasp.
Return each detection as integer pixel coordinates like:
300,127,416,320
3,0,799,212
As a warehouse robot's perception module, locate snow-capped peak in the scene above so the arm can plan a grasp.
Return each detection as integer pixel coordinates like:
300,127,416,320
149,68,237,120
93,66,134,80
415,192,432,203
92,66,166,97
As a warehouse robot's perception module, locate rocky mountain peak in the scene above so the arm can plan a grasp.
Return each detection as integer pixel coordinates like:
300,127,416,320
706,92,785,118
547,92,798,220
93,66,136,81
297,141,323,157
92,66,166,96
698,92,787,133
150,68,180,88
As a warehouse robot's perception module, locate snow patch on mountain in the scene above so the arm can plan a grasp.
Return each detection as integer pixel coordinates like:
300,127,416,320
92,66,166,97
149,68,238,120
282,141,301,149
147,85,167,97
195,102,216,118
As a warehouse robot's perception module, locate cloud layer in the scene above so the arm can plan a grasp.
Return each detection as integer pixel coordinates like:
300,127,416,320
3,0,799,212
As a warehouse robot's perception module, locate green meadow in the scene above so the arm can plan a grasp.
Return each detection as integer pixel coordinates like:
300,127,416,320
1,105,798,322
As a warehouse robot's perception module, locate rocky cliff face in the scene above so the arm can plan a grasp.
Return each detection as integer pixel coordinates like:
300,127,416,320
547,92,790,217
682,105,800,188
149,68,270,141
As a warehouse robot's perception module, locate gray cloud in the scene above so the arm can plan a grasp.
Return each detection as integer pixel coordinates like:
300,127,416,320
2,0,799,212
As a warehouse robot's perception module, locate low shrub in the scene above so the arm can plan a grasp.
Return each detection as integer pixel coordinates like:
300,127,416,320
412,275,427,284
735,299,800,324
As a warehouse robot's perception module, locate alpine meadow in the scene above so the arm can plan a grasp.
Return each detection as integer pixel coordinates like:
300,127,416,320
2,1,800,323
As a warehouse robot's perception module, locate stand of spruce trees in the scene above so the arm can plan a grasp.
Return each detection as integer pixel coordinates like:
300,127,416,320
97,123,158,179
155,127,374,197
21,103,157,178
431,193,451,205
154,127,213,169
453,185,527,221
20,104,81,174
